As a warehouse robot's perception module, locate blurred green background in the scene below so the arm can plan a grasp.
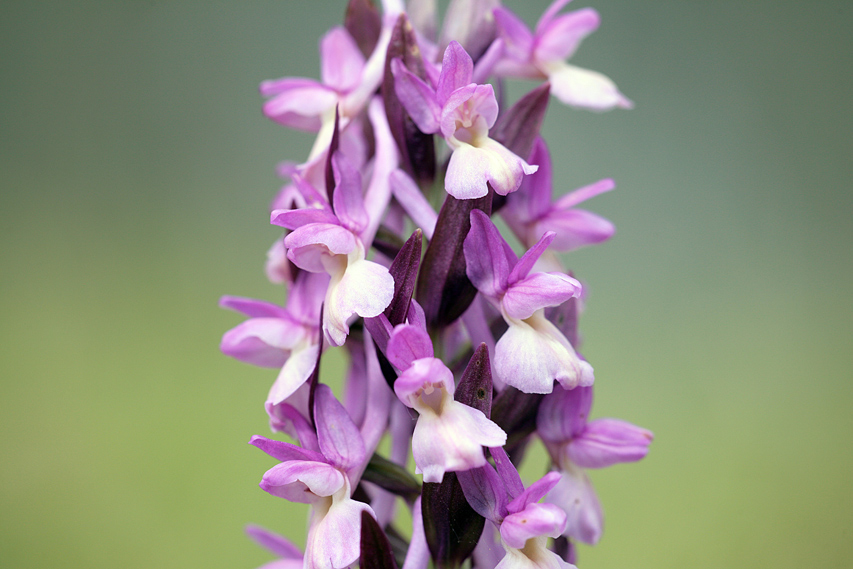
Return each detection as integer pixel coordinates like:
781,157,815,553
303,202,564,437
2,1,851,567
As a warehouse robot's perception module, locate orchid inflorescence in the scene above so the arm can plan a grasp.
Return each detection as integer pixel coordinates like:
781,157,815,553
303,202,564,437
221,1,652,567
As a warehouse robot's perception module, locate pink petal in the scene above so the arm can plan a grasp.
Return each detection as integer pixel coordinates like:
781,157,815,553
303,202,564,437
493,7,534,62
270,208,338,231
261,79,338,131
536,385,593,444
314,384,366,471
394,357,454,408
320,27,366,92
502,272,582,321
219,296,289,319
389,169,438,240
506,471,562,514
284,223,357,273
506,231,557,286
436,41,474,105
534,8,600,62
464,209,514,300
552,177,615,210
387,323,435,370
331,154,368,234
249,435,327,464
457,462,507,522
535,0,575,34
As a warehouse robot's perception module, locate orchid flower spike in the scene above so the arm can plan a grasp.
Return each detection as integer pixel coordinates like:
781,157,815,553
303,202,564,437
538,386,653,544
385,319,507,482
251,384,375,569
493,0,632,110
391,40,538,199
271,154,394,348
464,209,592,394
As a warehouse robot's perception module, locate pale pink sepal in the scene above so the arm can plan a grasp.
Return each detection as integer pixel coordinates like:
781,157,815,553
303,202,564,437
546,464,603,545
389,169,437,240
220,317,306,369
547,62,633,110
246,525,304,569
566,418,653,469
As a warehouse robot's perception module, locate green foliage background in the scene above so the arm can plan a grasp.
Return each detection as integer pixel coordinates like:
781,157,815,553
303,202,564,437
2,1,851,567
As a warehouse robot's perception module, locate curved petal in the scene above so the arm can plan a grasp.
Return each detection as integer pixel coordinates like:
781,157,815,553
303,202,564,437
546,62,633,111
249,435,327,465
502,272,582,321
331,154,368,234
285,224,356,273
506,471,562,514
260,460,345,503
